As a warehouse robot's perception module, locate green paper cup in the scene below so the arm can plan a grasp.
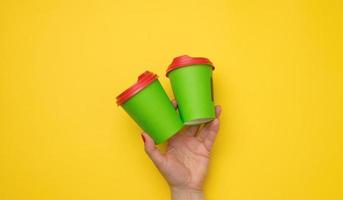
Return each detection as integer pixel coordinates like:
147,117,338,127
116,71,183,144
166,55,215,125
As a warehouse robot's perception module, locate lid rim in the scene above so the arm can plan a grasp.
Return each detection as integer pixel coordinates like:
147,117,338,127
116,71,158,106
166,55,215,77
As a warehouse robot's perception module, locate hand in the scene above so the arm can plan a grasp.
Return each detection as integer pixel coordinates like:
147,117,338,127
141,100,221,199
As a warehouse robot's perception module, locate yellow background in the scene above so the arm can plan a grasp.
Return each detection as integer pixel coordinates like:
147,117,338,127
1,0,342,199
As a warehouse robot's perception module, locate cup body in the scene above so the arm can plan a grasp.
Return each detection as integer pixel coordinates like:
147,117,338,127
168,64,215,125
121,79,183,144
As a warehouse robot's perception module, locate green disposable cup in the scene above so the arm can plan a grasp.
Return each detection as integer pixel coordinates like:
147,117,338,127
166,55,215,125
116,71,183,144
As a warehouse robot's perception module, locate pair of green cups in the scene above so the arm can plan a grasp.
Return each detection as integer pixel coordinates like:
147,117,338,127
116,55,215,144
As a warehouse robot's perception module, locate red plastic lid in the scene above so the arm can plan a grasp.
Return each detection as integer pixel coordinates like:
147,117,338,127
116,71,158,105
166,55,215,76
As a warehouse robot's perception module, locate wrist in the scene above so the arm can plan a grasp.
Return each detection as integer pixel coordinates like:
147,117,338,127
170,187,204,200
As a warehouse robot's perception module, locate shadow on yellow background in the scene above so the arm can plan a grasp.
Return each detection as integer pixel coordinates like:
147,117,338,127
0,0,342,199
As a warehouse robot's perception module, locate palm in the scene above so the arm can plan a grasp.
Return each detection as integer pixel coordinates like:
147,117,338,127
163,128,211,190
142,104,221,191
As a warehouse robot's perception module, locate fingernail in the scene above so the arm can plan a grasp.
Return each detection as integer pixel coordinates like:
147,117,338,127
141,134,146,143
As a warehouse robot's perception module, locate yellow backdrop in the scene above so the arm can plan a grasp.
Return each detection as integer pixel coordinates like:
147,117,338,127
1,0,342,199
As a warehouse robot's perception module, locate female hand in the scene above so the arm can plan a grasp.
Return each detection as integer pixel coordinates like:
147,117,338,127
141,100,221,200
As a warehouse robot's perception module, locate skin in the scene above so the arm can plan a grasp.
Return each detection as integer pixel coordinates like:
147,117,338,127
141,100,221,200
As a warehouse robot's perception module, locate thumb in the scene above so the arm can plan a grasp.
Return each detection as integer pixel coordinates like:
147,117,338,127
141,133,165,168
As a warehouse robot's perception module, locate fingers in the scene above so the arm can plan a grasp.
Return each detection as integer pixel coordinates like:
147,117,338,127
171,99,178,109
203,118,220,150
171,99,198,137
170,100,219,139
141,133,165,168
215,105,222,118
196,105,221,149
183,125,201,136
